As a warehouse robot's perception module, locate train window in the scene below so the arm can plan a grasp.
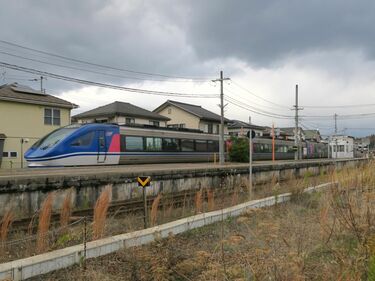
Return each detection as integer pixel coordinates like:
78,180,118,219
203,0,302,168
71,132,95,147
162,138,179,152
195,140,208,152
146,137,162,151
125,136,143,151
181,139,194,151
207,140,219,152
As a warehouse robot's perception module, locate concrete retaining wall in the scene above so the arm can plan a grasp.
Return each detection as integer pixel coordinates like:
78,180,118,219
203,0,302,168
0,182,333,281
0,158,364,217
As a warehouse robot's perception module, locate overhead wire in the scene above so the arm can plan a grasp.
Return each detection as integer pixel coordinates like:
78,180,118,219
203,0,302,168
225,94,294,119
225,85,292,113
0,39,213,81
224,95,294,119
0,50,211,83
230,80,291,109
0,61,219,98
301,104,375,109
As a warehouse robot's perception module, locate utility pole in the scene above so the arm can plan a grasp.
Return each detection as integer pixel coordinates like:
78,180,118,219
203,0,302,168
293,85,303,160
334,113,338,159
212,71,230,165
272,123,275,162
248,116,253,199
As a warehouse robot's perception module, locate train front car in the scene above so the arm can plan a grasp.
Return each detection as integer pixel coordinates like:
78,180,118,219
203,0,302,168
25,123,120,167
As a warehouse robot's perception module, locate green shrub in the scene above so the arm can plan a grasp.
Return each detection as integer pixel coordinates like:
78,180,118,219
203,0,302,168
228,137,249,162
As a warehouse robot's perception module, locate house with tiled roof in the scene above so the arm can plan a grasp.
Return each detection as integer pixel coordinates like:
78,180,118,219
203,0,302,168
0,83,77,168
72,101,170,127
227,120,267,137
153,100,229,134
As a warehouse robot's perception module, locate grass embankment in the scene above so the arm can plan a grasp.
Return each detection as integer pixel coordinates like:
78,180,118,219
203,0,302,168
32,161,375,280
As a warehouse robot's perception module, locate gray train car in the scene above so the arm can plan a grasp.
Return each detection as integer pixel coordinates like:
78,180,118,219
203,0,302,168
118,126,220,164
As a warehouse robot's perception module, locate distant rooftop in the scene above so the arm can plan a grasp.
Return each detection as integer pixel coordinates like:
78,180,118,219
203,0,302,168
154,100,229,123
0,83,77,109
72,101,170,121
228,120,266,130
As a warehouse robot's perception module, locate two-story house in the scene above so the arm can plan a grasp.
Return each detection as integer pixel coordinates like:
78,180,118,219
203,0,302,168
0,83,77,168
71,101,170,127
153,100,229,134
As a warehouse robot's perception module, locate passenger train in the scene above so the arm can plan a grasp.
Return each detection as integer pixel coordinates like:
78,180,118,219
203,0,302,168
25,123,328,167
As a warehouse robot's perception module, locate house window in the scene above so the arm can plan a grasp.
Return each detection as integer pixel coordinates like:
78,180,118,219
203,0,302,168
150,121,160,127
95,119,108,123
44,108,61,126
208,124,213,134
3,151,17,158
125,118,135,125
10,152,17,158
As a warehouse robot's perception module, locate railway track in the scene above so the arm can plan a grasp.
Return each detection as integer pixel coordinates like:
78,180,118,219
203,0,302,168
10,187,241,232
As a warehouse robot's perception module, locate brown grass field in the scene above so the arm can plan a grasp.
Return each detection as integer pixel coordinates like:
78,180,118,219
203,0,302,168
27,161,375,280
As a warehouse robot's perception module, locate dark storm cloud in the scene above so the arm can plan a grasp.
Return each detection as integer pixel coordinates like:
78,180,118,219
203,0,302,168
0,0,210,90
1,0,375,106
184,0,375,66
1,0,375,83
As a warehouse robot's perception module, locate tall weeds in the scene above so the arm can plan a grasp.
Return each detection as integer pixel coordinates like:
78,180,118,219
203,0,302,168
0,210,14,243
36,192,55,253
93,185,112,240
150,193,162,226
60,188,73,229
231,188,239,206
195,190,203,213
207,189,215,211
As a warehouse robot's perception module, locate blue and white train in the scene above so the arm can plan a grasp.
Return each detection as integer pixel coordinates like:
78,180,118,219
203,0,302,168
25,123,328,167
25,123,220,167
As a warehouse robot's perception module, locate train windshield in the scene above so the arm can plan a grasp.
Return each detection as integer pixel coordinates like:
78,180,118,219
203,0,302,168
32,126,80,150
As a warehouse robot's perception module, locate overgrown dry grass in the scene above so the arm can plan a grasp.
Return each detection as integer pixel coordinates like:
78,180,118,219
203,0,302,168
93,185,112,240
207,189,215,211
36,160,375,280
0,210,14,243
150,193,161,226
36,192,55,253
60,188,73,230
195,189,203,213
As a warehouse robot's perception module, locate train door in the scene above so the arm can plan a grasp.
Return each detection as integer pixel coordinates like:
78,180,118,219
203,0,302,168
97,130,107,163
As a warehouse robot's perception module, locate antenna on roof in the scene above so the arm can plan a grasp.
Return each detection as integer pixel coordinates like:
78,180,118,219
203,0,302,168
28,76,46,94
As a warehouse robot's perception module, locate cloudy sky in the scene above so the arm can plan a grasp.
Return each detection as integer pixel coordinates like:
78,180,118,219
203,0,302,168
1,0,375,136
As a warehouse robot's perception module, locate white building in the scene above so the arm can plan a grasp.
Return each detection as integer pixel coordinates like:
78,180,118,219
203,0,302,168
329,136,354,159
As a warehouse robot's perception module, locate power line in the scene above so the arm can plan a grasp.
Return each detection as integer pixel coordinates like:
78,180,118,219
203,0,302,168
0,50,210,83
0,61,219,98
225,94,294,118
224,95,294,119
230,80,290,109
0,39,213,81
301,103,375,109
225,86,292,113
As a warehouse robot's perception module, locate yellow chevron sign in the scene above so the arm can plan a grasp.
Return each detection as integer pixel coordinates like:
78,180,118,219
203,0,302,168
137,176,151,187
